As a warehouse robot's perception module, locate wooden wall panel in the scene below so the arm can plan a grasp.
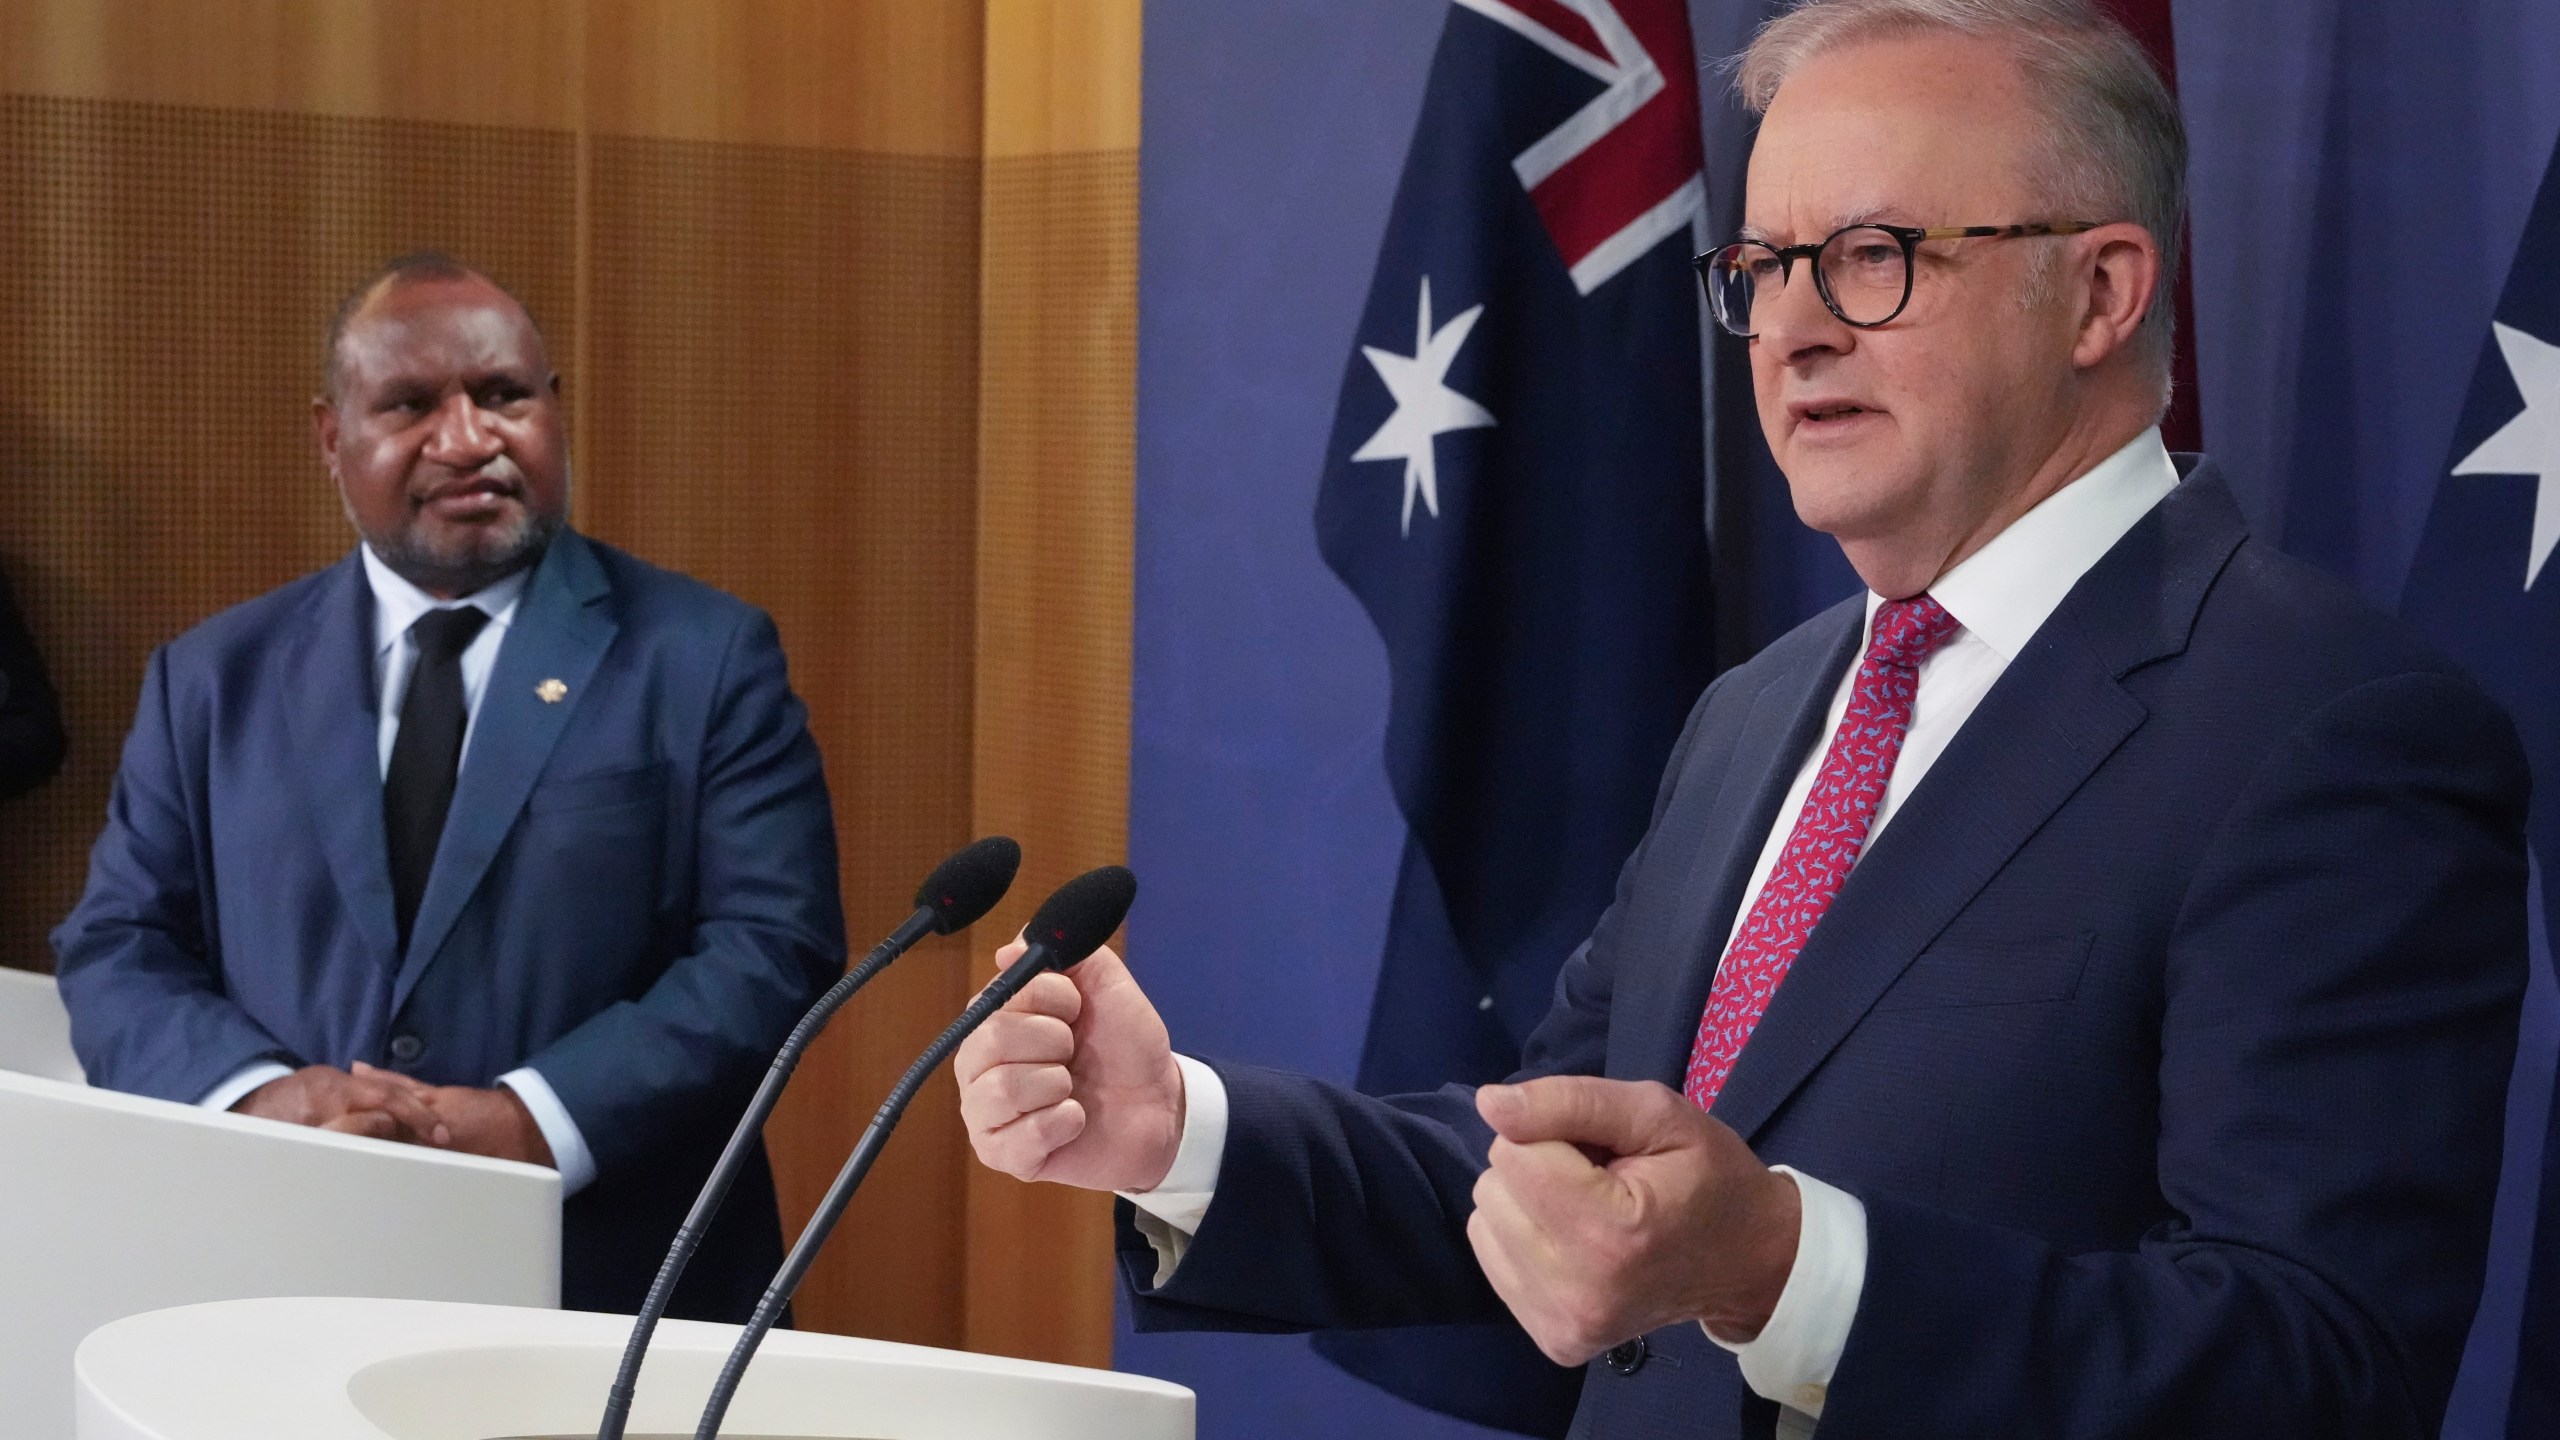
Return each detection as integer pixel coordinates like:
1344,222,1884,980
583,0,984,156
950,0,1140,1374
963,136,1139,1381
0,0,581,131
577,136,982,1348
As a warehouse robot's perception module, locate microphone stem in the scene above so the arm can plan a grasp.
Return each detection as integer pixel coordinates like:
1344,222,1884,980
692,947,1050,1439
597,905,938,1440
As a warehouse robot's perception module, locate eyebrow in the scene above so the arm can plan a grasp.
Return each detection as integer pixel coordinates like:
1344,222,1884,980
1738,202,1919,244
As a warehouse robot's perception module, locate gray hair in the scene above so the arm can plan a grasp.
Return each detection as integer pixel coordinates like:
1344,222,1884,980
1736,0,2186,404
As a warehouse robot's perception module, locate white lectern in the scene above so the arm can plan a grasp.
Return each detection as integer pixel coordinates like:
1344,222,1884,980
0,961,84,1083
77,1297,1196,1439
0,969,560,1440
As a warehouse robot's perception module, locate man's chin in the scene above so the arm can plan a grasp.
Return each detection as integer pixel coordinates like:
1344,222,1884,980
373,515,559,597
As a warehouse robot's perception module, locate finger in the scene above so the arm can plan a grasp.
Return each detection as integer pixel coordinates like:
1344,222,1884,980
974,1097,1088,1181
348,1077,453,1146
1006,969,1084,1024
993,933,1030,972
962,1061,1076,1132
1485,1135,1619,1234
1469,1169,1617,1368
1478,1076,1688,1155
955,1010,1075,1087
321,1109,399,1140
352,1060,433,1093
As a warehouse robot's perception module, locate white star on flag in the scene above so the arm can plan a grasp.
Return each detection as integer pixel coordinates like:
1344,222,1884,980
1352,277,1497,534
2453,321,2560,589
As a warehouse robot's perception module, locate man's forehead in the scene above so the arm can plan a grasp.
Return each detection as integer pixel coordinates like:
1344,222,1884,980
340,279,546,374
1741,30,2037,236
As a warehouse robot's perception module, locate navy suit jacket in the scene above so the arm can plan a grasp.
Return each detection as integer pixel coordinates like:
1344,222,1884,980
54,530,846,1319
1124,461,2530,1439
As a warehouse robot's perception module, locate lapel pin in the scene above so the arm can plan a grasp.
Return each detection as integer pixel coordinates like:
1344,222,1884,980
536,679,568,704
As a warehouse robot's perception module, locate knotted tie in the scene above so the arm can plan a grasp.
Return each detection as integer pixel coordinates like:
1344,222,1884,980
1683,594,1962,1111
384,605,490,953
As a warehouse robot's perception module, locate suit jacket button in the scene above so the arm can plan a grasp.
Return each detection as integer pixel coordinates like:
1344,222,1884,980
1604,1337,1648,1376
388,1033,425,1064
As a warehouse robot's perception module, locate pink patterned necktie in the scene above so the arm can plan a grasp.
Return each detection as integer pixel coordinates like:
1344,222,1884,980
1683,594,1963,1111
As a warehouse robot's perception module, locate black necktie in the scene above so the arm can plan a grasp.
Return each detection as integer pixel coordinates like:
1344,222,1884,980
385,605,491,953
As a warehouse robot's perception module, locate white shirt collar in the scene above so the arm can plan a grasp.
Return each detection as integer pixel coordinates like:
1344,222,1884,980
1879,427,2182,661
360,545,532,657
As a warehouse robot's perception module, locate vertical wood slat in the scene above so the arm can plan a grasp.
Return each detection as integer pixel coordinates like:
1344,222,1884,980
963,0,1142,1371
0,0,1135,1372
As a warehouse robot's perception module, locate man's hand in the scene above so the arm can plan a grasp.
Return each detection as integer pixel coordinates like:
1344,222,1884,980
1466,1076,1801,1367
351,1063,556,1167
956,938,1186,1192
232,1063,450,1145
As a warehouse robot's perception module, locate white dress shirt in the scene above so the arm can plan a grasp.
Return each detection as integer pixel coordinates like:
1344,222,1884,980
198,546,597,1195
1125,429,2182,1431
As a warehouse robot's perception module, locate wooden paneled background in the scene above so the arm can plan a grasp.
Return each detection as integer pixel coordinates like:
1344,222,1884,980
0,0,1135,1367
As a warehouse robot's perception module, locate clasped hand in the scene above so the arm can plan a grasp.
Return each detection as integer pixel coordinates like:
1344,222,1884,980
1468,1076,1801,1366
232,1062,555,1167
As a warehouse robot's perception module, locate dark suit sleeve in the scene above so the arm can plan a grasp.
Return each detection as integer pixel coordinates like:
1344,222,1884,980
519,609,845,1178
1126,670,1733,1333
0,563,67,802
1822,670,2529,1440
53,647,298,1100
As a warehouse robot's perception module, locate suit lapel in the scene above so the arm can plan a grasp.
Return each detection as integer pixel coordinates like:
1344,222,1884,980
1707,462,2249,1142
282,554,400,966
1624,600,1866,1086
393,533,618,1009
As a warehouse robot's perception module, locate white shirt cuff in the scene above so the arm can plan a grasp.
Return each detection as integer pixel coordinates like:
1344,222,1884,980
497,1067,596,1195
200,1060,294,1112
1702,1165,1867,1422
1118,1054,1227,1283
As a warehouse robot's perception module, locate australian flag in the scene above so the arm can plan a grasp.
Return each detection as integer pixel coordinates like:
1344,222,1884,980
2399,136,2560,1438
1309,2,1716,1432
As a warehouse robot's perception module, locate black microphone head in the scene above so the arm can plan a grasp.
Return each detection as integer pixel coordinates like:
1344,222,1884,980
917,836,1022,935
1024,865,1138,969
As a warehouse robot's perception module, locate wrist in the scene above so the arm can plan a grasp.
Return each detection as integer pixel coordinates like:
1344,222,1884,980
1700,1166,1802,1342
1135,1053,1188,1192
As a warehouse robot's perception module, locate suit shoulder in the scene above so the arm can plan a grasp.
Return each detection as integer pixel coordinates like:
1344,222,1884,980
157,563,347,670
581,537,769,637
2202,538,2481,697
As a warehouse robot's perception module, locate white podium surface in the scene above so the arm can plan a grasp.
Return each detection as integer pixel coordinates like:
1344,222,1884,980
0,963,84,1082
78,1297,1196,1440
1,1064,559,1440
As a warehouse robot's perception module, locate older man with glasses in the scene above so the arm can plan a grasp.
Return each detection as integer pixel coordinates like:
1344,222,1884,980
957,2,2529,1437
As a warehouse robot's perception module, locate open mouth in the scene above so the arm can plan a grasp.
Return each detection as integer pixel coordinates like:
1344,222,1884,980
1803,404,1870,421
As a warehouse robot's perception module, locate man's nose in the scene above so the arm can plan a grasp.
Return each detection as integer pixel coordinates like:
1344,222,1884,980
1751,263,1854,367
421,393,501,465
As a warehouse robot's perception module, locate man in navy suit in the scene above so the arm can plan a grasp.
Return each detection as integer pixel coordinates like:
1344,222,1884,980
955,2,2528,1436
54,253,845,1321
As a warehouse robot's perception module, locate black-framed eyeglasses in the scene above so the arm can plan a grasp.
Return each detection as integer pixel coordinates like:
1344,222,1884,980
1694,221,2112,337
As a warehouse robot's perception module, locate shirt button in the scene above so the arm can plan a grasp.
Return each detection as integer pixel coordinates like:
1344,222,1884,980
1604,1337,1649,1376
388,1033,426,1064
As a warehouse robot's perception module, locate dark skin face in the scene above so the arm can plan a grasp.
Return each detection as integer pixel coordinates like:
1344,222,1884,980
313,274,569,599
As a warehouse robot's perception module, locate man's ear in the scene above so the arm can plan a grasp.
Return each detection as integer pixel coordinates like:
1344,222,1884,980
311,396,341,481
2072,224,2162,371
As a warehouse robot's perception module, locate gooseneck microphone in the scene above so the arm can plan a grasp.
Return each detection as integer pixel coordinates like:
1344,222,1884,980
691,864,1140,1440
595,836,1021,1440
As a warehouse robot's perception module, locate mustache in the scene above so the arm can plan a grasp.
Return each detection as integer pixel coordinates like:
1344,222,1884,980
412,467,526,505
